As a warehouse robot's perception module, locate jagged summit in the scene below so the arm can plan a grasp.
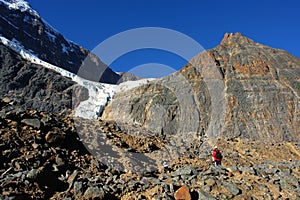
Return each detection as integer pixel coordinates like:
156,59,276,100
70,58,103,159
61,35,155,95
220,32,255,46
203,32,300,81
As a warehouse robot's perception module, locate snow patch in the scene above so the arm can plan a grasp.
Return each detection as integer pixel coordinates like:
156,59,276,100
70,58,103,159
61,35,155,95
45,30,56,42
61,43,74,54
0,35,75,80
0,0,39,17
1,0,75,58
61,43,67,53
23,15,31,23
117,79,155,93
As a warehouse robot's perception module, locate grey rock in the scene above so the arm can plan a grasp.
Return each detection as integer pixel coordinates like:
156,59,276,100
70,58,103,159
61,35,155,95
83,186,105,200
215,167,227,175
197,189,216,200
257,184,269,193
227,166,238,172
202,185,211,192
173,166,198,176
264,167,279,174
222,181,240,196
172,176,180,182
128,180,138,190
272,174,281,181
285,176,299,188
21,118,41,129
102,185,110,192
205,178,216,187
55,155,65,166
0,43,79,114
26,169,39,180
73,182,83,198
67,170,78,190
238,166,255,174
201,168,215,176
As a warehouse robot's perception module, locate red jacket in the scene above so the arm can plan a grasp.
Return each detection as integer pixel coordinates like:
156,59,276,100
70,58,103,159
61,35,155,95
212,149,222,162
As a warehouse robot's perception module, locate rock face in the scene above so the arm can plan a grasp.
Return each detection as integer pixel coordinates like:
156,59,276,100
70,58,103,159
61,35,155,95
0,43,86,113
102,59,214,141
0,0,120,83
102,32,300,143
117,72,141,83
213,32,300,141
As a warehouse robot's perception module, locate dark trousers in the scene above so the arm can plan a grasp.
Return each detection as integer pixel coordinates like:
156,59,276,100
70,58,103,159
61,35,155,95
215,161,222,166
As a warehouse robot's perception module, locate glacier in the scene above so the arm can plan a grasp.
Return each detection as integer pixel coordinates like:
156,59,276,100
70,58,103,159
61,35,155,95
0,35,154,119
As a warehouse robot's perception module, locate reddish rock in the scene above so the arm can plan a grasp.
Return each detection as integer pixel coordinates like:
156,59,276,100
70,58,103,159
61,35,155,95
174,185,191,200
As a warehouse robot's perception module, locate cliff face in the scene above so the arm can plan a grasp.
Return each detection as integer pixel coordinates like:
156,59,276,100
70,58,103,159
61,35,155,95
215,33,299,141
102,33,300,143
0,43,87,114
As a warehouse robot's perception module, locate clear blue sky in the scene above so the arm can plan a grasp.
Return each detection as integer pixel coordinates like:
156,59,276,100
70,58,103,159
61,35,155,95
27,0,300,76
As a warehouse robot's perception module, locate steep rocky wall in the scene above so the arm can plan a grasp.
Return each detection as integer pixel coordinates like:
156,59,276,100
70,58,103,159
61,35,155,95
102,33,300,143
102,61,213,142
213,33,300,142
0,43,87,114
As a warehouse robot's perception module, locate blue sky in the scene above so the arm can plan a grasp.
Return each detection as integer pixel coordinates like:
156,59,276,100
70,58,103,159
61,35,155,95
27,0,300,77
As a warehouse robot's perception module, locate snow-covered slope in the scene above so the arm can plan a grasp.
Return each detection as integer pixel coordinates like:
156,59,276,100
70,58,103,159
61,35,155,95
0,0,38,16
0,0,75,59
0,35,75,79
0,35,154,119
0,0,120,83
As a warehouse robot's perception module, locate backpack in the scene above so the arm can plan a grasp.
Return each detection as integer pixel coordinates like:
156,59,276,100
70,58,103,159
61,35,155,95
216,150,222,159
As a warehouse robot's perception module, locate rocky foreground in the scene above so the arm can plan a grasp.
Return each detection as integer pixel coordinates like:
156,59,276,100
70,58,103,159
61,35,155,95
1,98,300,200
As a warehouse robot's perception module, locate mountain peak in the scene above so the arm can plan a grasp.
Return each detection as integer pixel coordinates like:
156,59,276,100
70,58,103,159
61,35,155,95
0,0,121,83
220,32,255,46
0,0,38,16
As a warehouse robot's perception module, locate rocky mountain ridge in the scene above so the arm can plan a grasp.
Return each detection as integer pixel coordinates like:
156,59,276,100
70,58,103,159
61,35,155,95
102,32,300,145
0,0,120,83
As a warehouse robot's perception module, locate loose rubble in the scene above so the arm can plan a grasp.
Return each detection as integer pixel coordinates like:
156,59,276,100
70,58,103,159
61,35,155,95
0,98,300,199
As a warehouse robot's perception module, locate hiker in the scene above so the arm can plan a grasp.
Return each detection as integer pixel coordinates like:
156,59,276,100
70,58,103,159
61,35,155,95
212,146,223,166
163,161,171,173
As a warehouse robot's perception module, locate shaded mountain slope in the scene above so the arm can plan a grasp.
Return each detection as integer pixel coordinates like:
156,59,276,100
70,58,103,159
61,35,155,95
0,43,87,113
0,0,120,83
